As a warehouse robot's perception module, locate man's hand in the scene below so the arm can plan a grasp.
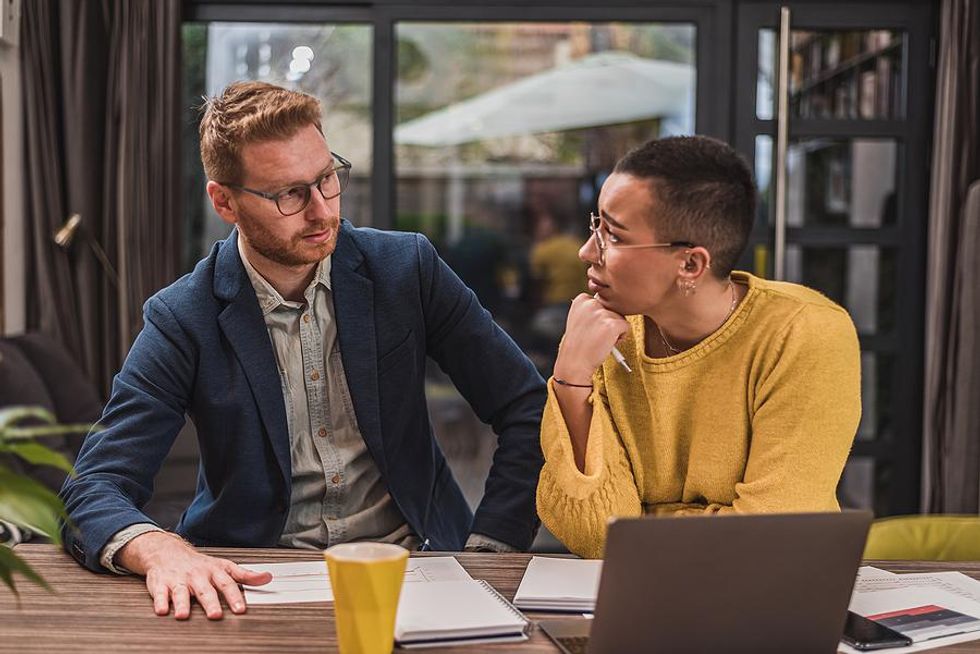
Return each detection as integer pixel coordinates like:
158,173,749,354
554,293,630,383
116,531,273,620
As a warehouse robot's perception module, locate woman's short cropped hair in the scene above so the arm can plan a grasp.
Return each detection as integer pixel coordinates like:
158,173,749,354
614,135,757,278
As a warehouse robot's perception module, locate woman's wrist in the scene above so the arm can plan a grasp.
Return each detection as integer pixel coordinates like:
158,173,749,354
553,357,596,387
553,377,593,389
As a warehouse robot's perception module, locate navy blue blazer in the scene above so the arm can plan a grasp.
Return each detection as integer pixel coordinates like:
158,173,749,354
61,221,546,572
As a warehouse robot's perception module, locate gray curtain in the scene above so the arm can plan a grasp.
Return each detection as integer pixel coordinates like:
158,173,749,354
921,0,980,513
22,0,182,397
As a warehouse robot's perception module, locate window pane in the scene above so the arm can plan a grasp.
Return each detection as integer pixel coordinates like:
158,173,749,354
753,134,774,231
757,29,776,121
755,136,899,229
182,22,373,269
394,22,696,377
787,139,899,228
757,29,905,121
857,352,894,443
838,456,875,511
785,244,896,336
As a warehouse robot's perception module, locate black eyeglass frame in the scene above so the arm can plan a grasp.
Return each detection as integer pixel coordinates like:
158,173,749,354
219,153,352,216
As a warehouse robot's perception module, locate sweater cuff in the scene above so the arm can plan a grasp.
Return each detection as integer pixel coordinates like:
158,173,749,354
541,377,611,500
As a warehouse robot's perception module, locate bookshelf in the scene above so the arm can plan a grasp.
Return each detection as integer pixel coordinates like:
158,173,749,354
738,2,935,516
789,29,905,120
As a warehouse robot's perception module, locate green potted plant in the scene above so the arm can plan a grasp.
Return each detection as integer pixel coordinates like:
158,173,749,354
0,406,93,594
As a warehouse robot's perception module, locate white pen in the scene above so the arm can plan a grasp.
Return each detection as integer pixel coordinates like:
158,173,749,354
594,293,633,373
611,346,632,373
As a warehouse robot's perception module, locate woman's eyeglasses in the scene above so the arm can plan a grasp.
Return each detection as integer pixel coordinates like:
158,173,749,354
588,212,694,265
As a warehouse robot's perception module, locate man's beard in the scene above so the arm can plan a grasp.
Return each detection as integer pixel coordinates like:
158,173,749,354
236,206,336,266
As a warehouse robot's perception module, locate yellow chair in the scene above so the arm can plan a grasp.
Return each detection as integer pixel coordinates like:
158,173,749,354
864,515,980,561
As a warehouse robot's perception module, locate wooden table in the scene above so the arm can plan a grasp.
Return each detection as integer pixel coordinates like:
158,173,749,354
4,545,980,653
2,545,560,653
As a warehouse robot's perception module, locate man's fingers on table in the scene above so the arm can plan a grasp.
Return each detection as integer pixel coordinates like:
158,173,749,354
189,576,224,620
171,583,192,620
227,561,272,586
212,569,247,614
147,577,171,616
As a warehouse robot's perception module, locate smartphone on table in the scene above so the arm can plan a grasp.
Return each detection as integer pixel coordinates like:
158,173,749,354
842,611,913,650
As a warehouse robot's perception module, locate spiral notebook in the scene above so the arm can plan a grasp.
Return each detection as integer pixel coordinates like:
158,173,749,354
395,579,531,648
513,556,603,612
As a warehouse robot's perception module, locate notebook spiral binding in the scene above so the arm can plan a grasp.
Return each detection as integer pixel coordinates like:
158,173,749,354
477,579,533,636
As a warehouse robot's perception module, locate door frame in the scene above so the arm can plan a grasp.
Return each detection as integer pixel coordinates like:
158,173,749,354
733,1,936,514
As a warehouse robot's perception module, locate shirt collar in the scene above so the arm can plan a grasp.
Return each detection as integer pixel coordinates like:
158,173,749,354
237,236,332,316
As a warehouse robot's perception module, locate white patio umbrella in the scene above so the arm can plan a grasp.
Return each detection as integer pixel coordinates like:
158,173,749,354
394,51,694,147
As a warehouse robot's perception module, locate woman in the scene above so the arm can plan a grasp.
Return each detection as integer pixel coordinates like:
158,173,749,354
538,136,861,558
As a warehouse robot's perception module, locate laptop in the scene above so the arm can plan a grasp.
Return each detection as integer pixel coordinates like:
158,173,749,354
538,511,872,654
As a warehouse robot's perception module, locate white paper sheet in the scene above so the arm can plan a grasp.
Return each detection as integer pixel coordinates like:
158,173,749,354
855,565,899,584
240,556,472,605
854,571,980,603
838,581,980,653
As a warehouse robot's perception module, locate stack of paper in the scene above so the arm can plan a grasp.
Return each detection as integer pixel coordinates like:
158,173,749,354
240,556,530,648
513,556,603,612
240,556,472,604
840,566,980,653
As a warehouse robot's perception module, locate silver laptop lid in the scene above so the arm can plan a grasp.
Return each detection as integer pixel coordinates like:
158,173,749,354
588,511,872,654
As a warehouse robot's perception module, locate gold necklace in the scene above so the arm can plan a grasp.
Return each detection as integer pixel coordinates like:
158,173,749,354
657,281,739,356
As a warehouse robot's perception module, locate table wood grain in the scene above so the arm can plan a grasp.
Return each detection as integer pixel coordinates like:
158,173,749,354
0,545,563,653
4,545,980,653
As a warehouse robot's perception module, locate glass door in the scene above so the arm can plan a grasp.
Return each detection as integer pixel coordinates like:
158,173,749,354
735,2,935,516
393,21,697,377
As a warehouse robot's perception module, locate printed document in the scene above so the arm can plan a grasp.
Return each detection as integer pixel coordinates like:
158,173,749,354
839,569,980,653
240,556,471,604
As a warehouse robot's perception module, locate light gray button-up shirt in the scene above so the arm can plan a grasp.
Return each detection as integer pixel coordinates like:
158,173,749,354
237,241,415,550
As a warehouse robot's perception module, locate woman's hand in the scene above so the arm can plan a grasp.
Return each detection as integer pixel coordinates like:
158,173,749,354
554,293,630,384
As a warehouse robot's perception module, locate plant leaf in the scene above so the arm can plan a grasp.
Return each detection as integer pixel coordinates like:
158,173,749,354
2,424,96,441
0,407,56,431
0,469,65,542
0,544,52,594
0,557,15,596
0,442,74,474
0,406,95,442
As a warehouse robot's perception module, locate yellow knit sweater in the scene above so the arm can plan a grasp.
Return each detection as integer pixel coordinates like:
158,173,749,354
537,272,862,559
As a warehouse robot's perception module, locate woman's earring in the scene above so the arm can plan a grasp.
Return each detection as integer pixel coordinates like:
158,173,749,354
679,278,697,296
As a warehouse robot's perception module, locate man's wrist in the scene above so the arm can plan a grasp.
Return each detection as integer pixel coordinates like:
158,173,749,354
117,530,189,574
464,533,519,553
101,523,165,574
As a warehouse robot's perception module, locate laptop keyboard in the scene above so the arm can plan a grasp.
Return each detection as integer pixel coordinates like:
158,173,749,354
555,636,590,654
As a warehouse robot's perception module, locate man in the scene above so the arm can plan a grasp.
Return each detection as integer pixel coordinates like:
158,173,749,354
60,81,546,619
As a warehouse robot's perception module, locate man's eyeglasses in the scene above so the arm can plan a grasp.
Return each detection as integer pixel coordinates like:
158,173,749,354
589,212,694,266
220,153,352,216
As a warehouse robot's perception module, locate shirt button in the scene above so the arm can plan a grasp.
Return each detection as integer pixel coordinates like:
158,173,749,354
318,427,327,438
311,370,320,381
303,314,311,323
331,474,340,484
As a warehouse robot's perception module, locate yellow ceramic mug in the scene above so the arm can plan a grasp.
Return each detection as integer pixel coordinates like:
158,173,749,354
323,543,409,654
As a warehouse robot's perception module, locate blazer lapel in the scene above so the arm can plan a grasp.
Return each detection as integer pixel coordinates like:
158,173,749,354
213,229,292,488
331,221,387,477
